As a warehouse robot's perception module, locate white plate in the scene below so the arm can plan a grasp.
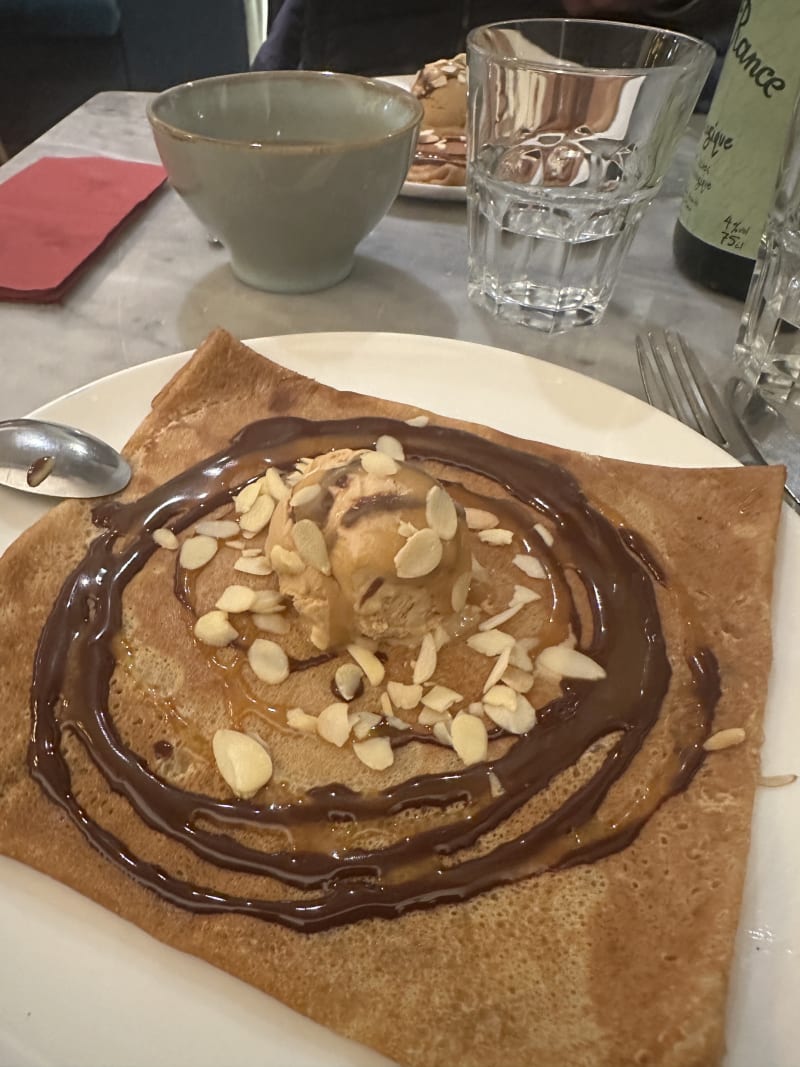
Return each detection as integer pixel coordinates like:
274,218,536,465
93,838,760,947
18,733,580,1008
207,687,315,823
379,75,466,203
0,333,798,1067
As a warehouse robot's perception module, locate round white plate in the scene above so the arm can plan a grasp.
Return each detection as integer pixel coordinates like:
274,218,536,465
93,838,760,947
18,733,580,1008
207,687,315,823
0,333,798,1067
378,75,467,203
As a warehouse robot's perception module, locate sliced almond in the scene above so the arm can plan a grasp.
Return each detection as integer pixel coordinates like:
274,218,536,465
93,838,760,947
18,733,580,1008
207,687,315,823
484,693,536,735
380,691,393,718
265,466,290,501
152,528,178,550
758,773,797,787
467,702,485,717
215,585,257,613
387,715,411,732
353,736,394,771
286,707,318,734
451,712,488,765
465,508,499,531
195,519,240,539
251,590,284,613
471,556,489,581
513,555,546,580
482,646,512,694
479,602,524,632
488,771,505,797
375,434,404,461
317,702,352,747
291,483,322,509
483,684,518,711
352,711,381,740
510,584,541,606
212,729,272,798
534,522,554,547
179,535,218,571
405,414,429,427
252,612,290,634
421,685,462,713
502,666,534,693
270,544,305,576
387,681,423,710
247,638,289,684
334,663,364,702
467,630,516,656
361,450,398,476
234,556,273,576
451,571,471,612
394,528,443,579
413,633,438,684
347,644,385,687
478,529,513,546
194,610,238,647
224,539,248,551
285,471,302,488
509,640,535,671
703,727,746,752
291,518,331,575
239,493,276,534
433,624,450,650
537,646,606,681
234,480,263,514
433,720,453,746
241,548,262,558
418,708,452,726
398,520,418,537
425,485,458,541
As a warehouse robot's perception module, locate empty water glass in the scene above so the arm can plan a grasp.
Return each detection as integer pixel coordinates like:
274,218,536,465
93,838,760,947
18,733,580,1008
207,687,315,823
735,93,800,432
466,19,714,333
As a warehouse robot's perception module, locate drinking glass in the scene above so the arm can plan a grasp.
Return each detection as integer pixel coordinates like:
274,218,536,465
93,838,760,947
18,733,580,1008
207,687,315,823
734,93,800,432
466,19,714,333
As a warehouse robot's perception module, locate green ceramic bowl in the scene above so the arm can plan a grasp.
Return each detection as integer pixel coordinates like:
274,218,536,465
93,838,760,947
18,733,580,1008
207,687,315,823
148,71,422,293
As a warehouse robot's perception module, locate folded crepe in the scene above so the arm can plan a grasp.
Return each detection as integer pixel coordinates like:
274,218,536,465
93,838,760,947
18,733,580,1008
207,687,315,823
0,329,785,1067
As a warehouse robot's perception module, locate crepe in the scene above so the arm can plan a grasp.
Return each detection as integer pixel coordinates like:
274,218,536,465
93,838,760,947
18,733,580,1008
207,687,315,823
0,329,785,1067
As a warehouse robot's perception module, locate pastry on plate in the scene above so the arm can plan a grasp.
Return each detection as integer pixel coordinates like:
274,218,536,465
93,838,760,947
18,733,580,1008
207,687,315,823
0,329,786,1067
409,54,467,187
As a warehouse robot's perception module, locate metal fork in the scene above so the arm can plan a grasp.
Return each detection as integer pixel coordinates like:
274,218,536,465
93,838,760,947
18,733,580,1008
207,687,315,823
636,329,800,509
636,330,760,462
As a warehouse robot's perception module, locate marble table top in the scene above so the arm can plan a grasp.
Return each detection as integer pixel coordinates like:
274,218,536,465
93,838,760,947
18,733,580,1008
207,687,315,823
0,91,742,422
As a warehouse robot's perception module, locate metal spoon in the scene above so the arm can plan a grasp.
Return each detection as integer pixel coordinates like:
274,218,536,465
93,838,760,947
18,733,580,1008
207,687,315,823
0,419,131,498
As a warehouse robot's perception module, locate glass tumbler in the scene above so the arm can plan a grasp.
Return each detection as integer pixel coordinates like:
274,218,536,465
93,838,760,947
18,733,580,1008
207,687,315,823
734,92,800,432
466,19,714,333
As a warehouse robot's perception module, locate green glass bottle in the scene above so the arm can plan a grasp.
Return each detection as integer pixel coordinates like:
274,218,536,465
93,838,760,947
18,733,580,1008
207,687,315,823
674,0,800,299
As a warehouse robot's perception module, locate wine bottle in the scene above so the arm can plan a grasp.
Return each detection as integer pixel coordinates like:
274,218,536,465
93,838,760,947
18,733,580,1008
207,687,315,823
674,0,800,299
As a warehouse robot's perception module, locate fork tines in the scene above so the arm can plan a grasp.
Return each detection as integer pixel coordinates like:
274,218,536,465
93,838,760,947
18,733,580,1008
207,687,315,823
636,330,753,457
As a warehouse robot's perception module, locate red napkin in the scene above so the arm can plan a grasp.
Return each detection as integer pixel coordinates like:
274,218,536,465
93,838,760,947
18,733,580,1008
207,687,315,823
0,156,166,302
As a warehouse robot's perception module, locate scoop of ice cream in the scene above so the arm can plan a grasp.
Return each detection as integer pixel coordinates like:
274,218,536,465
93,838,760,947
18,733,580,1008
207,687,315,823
412,54,467,136
264,447,473,650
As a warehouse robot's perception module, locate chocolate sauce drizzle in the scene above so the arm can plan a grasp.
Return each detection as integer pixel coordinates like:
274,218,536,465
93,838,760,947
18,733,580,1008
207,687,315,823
28,417,719,932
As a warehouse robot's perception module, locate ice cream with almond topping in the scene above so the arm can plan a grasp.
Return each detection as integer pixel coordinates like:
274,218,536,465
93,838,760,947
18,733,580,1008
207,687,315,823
264,444,473,650
409,54,468,187
412,53,467,136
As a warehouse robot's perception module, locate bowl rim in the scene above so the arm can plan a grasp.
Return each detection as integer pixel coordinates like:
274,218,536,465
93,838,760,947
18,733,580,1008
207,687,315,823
466,17,716,77
146,69,424,152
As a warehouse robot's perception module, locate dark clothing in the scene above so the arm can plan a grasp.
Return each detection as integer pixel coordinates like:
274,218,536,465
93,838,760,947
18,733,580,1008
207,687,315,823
254,0,736,83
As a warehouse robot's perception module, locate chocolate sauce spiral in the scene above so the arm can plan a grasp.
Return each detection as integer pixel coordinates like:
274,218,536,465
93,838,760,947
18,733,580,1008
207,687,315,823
28,418,719,932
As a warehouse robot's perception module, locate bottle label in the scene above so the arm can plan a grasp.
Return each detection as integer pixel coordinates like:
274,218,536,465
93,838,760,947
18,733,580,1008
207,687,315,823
679,0,800,260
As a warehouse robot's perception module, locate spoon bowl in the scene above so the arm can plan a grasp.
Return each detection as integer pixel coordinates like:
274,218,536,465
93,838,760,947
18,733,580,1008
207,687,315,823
0,420,131,498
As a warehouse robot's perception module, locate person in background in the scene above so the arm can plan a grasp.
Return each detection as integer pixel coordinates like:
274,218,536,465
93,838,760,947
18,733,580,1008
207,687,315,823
253,0,737,109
